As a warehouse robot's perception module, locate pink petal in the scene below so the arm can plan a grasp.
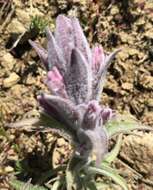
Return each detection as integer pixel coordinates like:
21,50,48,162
82,100,102,130
48,66,63,82
46,67,68,98
101,108,115,124
92,45,105,73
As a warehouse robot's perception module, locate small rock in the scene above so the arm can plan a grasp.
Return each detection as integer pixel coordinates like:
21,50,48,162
135,17,145,26
121,132,153,180
13,0,22,6
145,22,153,30
27,7,44,17
25,75,36,85
144,29,153,39
110,6,119,15
3,73,20,88
142,112,153,126
16,9,31,27
10,84,26,96
46,133,55,143
0,52,16,71
147,99,153,108
57,138,66,147
145,2,153,10
106,78,119,93
56,0,68,10
137,51,145,59
138,75,153,90
122,82,133,91
117,50,129,61
120,32,134,44
127,48,139,56
7,18,26,33
4,166,14,173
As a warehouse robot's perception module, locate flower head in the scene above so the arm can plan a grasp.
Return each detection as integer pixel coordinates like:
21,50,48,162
29,15,119,165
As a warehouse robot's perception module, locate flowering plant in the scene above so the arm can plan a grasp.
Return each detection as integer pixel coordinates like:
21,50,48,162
9,15,152,190
29,14,120,166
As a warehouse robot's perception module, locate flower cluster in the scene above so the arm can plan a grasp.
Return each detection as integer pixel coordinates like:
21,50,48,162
29,15,120,165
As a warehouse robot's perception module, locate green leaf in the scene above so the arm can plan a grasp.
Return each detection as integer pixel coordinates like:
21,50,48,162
66,157,75,190
86,181,98,190
52,179,61,190
66,154,88,190
10,179,48,190
39,112,74,137
7,112,77,143
106,114,153,138
66,169,75,190
86,163,128,190
66,155,81,190
103,134,123,163
37,165,66,184
30,15,50,35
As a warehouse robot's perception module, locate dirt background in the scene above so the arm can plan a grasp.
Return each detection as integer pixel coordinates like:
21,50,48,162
0,0,153,189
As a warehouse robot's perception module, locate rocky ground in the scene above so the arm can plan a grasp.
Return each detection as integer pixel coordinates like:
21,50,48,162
0,0,153,189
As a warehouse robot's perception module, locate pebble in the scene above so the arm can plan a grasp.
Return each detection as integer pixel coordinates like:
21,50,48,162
16,9,31,27
3,72,20,88
122,82,133,91
110,6,119,15
145,29,153,39
139,75,153,90
4,166,14,173
117,50,129,61
7,18,26,33
0,52,16,71
147,99,153,108
57,138,66,146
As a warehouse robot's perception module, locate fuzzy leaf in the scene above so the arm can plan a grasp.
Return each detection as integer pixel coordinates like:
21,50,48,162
46,27,66,74
66,154,87,190
71,17,91,64
6,112,78,144
94,49,121,101
105,114,153,137
92,46,105,74
6,117,40,129
103,134,123,163
38,112,79,143
55,15,74,65
37,165,66,185
38,94,81,128
65,48,92,104
51,179,61,190
87,164,128,190
105,49,121,66
66,168,75,190
86,182,98,190
83,126,108,166
10,180,47,190
28,40,48,70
